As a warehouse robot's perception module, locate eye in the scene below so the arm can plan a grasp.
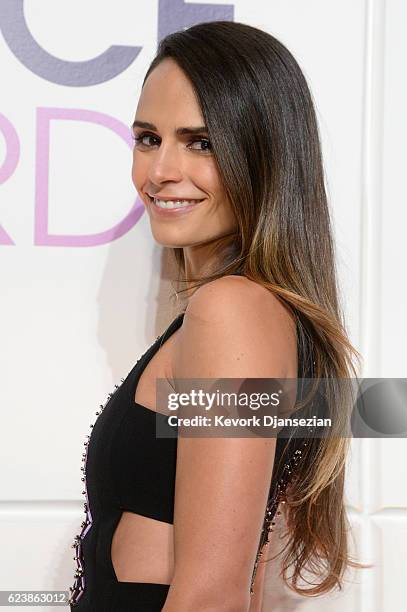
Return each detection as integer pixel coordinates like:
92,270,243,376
189,138,212,152
132,132,159,147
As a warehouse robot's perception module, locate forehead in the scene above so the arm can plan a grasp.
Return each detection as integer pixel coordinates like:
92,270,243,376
136,58,203,123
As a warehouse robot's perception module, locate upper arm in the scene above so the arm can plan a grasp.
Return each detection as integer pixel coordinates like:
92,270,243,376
173,275,297,380
164,277,297,609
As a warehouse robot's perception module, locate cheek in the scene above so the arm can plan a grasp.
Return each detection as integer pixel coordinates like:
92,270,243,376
196,162,221,195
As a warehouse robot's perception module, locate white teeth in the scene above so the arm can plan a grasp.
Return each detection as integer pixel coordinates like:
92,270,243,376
153,198,202,209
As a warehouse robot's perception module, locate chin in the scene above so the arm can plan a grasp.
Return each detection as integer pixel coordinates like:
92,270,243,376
149,230,188,248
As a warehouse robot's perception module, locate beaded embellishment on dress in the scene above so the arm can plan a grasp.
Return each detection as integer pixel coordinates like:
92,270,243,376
249,434,312,594
68,333,163,606
68,381,122,605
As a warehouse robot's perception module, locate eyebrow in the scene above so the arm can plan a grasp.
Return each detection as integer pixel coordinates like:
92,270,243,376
131,120,208,135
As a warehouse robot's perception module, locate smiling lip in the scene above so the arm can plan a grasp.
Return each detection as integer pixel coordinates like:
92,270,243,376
147,194,204,201
146,194,204,216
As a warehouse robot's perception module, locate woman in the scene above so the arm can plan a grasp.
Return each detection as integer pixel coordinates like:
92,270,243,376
69,21,363,611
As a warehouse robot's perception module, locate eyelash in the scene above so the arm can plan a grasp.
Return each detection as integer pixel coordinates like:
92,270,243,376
132,132,212,153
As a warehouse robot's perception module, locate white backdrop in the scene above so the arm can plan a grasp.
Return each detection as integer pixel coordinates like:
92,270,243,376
0,1,406,610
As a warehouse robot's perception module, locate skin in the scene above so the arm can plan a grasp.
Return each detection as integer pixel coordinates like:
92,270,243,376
131,57,238,285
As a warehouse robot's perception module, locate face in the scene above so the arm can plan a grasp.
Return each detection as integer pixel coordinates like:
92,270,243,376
131,58,237,256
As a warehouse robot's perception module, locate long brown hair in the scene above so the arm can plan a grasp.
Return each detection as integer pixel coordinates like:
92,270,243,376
143,20,366,596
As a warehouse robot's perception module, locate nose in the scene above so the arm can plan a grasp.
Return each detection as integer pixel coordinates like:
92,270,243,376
147,141,183,185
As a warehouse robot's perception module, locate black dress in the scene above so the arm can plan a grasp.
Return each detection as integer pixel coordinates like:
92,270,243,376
69,285,312,611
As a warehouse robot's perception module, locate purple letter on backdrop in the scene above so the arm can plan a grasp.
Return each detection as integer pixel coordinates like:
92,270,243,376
158,0,234,41
35,108,144,247
0,113,20,245
0,0,141,86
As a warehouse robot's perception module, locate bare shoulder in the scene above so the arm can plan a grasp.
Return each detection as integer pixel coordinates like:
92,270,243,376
187,273,292,323
173,275,297,379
